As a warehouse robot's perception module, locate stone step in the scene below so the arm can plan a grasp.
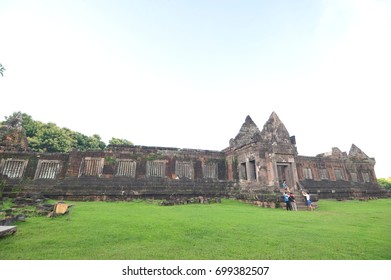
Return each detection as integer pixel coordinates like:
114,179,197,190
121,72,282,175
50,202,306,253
281,201,318,211
0,226,17,237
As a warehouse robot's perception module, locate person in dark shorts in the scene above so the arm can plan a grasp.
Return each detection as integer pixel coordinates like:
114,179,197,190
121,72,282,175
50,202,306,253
302,190,313,211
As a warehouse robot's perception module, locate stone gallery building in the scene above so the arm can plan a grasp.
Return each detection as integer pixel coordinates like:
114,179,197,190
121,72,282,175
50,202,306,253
0,112,386,201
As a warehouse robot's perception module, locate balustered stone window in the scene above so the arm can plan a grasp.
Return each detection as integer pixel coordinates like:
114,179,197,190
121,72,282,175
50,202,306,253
115,159,136,177
146,160,166,178
303,167,313,179
34,160,62,179
203,162,218,179
319,169,329,180
334,168,344,180
175,161,193,179
362,172,371,183
0,158,28,179
79,157,104,177
350,172,358,182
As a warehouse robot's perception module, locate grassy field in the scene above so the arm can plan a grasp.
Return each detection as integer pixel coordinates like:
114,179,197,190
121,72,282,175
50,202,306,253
0,198,390,260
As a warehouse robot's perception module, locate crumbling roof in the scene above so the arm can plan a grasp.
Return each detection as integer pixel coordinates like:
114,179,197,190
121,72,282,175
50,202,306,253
229,112,294,149
229,115,261,148
259,111,292,145
316,145,371,160
348,144,370,159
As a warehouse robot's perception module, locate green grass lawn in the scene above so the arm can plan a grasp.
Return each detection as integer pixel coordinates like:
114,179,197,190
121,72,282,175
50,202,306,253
1,199,390,260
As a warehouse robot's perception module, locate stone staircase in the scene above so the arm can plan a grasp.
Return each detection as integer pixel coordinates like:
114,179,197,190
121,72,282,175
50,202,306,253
279,182,318,211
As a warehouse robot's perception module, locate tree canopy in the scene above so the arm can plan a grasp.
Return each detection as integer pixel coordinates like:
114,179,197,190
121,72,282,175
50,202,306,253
377,177,391,190
1,112,133,152
108,137,133,146
0,63,5,76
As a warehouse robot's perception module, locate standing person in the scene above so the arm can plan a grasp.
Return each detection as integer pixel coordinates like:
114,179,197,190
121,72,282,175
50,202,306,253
283,192,291,211
289,192,297,211
302,190,313,211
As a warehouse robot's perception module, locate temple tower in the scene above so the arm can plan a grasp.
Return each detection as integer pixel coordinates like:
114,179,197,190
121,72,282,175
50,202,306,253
225,112,298,193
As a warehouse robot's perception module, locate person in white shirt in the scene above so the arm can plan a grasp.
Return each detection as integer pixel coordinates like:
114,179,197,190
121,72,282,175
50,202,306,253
302,190,313,211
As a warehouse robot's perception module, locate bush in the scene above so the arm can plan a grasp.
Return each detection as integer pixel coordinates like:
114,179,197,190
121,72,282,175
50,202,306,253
378,177,391,190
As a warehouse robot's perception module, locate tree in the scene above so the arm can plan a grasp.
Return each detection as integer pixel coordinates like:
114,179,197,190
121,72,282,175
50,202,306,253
22,113,43,138
108,137,133,146
0,63,5,76
30,123,77,153
72,132,98,151
378,178,391,190
18,113,107,152
86,134,106,150
2,112,137,152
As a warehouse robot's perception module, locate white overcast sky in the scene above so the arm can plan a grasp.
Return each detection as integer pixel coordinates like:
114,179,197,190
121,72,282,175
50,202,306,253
0,0,390,178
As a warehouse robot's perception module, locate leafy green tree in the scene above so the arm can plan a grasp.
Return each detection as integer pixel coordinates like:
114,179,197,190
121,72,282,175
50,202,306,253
378,177,391,190
0,63,5,76
30,123,77,153
22,113,43,138
72,132,90,151
2,112,137,152
86,134,106,150
108,137,133,146
4,112,110,152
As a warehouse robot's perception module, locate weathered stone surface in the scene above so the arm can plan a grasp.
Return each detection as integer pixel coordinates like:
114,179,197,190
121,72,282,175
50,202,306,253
349,144,370,160
0,111,386,202
0,112,28,152
259,111,292,145
229,115,261,148
0,226,17,237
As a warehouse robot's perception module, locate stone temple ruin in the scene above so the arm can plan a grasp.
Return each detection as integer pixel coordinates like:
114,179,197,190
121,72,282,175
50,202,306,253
0,112,387,203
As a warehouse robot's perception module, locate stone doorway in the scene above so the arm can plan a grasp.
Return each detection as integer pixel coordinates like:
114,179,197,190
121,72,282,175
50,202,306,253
277,163,294,190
